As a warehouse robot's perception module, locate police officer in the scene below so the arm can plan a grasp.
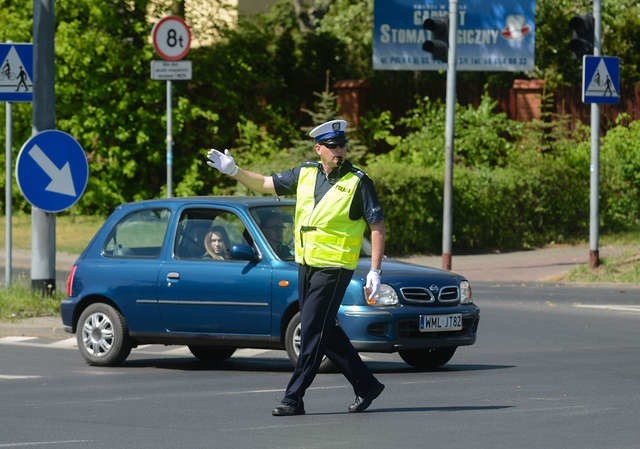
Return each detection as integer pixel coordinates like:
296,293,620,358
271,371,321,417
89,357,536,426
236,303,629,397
206,119,385,416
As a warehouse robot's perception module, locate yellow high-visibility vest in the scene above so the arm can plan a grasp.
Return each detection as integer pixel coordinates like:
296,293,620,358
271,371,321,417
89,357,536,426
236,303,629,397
294,164,366,269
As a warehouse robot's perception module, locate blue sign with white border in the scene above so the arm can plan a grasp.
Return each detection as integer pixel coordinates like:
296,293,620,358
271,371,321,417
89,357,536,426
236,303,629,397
0,43,33,102
373,0,535,71
582,56,620,104
16,130,89,213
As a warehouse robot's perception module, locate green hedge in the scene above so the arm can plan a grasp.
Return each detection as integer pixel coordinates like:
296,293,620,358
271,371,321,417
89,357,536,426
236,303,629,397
366,149,627,255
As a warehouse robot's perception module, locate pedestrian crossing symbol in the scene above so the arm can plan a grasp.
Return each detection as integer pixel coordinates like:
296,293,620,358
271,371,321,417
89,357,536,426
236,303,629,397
582,56,620,104
0,43,33,102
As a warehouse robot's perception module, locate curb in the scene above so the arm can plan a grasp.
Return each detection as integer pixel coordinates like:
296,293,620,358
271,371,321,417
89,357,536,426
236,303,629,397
0,316,68,339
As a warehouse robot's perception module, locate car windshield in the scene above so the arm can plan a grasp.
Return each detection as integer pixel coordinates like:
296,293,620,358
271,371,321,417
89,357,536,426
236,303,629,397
250,204,372,261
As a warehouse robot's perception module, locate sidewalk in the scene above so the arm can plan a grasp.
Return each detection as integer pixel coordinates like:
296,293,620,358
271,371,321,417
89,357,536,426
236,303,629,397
398,244,603,284
0,244,633,339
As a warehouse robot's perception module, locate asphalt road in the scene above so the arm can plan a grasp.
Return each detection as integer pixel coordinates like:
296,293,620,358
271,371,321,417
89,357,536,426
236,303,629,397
1,284,639,449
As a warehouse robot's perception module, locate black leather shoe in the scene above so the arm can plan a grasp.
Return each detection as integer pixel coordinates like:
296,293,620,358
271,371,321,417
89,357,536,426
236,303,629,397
348,382,385,413
272,404,305,416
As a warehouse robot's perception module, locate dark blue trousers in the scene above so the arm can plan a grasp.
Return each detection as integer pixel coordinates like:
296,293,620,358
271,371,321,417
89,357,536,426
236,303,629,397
282,265,380,407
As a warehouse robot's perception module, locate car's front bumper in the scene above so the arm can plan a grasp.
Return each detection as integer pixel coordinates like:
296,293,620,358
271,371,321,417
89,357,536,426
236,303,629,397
339,304,480,353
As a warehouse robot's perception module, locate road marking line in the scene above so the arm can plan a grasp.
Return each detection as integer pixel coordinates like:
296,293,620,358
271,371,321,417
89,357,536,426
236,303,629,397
48,338,76,348
574,304,640,313
0,336,37,343
159,347,191,355
235,348,270,357
0,440,92,447
0,374,42,380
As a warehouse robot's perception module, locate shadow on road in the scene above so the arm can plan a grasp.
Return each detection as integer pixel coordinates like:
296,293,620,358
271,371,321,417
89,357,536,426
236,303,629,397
119,356,514,374
308,404,515,416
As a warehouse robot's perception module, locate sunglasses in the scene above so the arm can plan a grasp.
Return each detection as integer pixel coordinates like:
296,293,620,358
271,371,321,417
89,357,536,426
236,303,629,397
322,141,347,149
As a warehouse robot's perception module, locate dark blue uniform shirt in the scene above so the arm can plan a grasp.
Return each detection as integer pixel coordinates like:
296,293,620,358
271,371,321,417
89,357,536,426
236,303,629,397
271,160,384,224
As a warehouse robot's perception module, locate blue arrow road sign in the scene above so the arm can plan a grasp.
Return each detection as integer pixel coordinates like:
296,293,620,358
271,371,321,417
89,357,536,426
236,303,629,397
0,43,33,102
16,130,89,213
582,56,620,104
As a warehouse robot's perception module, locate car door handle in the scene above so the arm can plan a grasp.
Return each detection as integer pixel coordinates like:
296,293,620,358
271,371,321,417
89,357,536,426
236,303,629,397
167,272,180,280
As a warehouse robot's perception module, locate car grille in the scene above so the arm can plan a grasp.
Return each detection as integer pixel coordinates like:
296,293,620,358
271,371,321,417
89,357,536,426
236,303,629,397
400,287,435,303
400,285,459,305
438,286,459,303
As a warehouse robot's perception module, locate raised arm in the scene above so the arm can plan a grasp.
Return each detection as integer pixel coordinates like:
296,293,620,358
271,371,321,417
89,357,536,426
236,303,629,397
206,148,276,195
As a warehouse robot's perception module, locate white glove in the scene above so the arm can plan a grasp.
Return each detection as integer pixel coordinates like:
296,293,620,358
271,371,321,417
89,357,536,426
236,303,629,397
365,270,381,298
206,148,239,176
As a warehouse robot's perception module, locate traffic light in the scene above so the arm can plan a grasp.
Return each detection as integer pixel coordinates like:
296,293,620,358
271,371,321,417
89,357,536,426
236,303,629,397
569,13,594,58
423,17,449,63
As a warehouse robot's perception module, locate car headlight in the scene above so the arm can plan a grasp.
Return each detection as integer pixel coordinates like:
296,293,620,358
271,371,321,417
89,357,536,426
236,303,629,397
459,280,473,304
365,283,398,306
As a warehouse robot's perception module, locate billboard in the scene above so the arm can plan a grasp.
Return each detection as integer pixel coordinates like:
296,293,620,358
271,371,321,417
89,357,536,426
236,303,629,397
373,0,535,71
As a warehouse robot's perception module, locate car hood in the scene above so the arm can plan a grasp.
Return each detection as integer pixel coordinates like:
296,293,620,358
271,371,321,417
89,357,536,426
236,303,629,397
354,258,467,284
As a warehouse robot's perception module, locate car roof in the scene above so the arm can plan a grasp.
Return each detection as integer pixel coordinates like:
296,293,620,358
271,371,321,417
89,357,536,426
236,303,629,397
116,196,295,211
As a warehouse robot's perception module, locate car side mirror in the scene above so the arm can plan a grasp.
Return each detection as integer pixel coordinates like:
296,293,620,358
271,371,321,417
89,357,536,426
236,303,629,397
230,244,259,261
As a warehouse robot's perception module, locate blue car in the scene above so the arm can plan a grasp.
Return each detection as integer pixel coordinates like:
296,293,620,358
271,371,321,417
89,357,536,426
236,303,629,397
61,197,479,369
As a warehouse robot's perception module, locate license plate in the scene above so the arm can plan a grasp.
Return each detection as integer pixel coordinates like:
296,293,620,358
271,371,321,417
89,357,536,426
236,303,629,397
419,314,463,332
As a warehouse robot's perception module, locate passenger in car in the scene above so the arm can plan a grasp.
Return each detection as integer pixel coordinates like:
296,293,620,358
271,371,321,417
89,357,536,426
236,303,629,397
204,227,230,260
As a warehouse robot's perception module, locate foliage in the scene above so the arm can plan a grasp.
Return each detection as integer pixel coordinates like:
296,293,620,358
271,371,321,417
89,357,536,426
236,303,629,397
1,0,640,254
598,114,640,231
0,280,63,321
566,249,640,284
364,102,637,255
372,93,520,169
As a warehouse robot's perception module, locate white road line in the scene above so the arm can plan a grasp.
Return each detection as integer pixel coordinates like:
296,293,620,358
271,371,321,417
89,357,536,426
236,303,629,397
0,440,92,447
0,336,37,343
159,347,191,355
574,304,640,313
235,348,271,357
48,338,76,348
0,375,42,380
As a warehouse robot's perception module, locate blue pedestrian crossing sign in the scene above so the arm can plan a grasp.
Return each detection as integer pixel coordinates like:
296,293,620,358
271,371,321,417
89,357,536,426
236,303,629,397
0,43,33,102
16,130,89,213
582,56,620,104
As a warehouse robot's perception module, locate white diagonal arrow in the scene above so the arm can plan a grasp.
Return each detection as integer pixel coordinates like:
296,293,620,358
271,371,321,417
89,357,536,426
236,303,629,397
28,144,77,197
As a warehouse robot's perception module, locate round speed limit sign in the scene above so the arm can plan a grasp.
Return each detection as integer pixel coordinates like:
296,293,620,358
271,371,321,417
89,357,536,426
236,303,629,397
152,16,191,61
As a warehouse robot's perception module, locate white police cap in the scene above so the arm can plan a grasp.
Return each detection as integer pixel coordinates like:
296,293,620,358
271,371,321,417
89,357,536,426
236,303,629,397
308,119,347,143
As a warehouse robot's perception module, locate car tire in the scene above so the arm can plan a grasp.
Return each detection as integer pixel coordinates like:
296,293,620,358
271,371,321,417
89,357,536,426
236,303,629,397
76,303,132,366
284,312,336,373
188,346,236,363
399,347,457,369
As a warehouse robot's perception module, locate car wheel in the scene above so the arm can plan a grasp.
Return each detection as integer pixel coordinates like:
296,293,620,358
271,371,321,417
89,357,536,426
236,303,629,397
399,347,457,369
284,312,336,373
188,346,236,363
76,303,132,366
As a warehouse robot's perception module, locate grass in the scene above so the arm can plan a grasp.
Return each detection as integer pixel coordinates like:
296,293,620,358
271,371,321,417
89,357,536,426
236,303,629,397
0,277,64,321
0,213,104,254
561,224,640,284
565,248,640,283
0,213,103,321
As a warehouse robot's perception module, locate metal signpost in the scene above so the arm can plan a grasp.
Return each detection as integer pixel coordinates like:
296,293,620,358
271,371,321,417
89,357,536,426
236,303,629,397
1,42,34,286
578,1,620,269
441,0,458,271
151,16,192,198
